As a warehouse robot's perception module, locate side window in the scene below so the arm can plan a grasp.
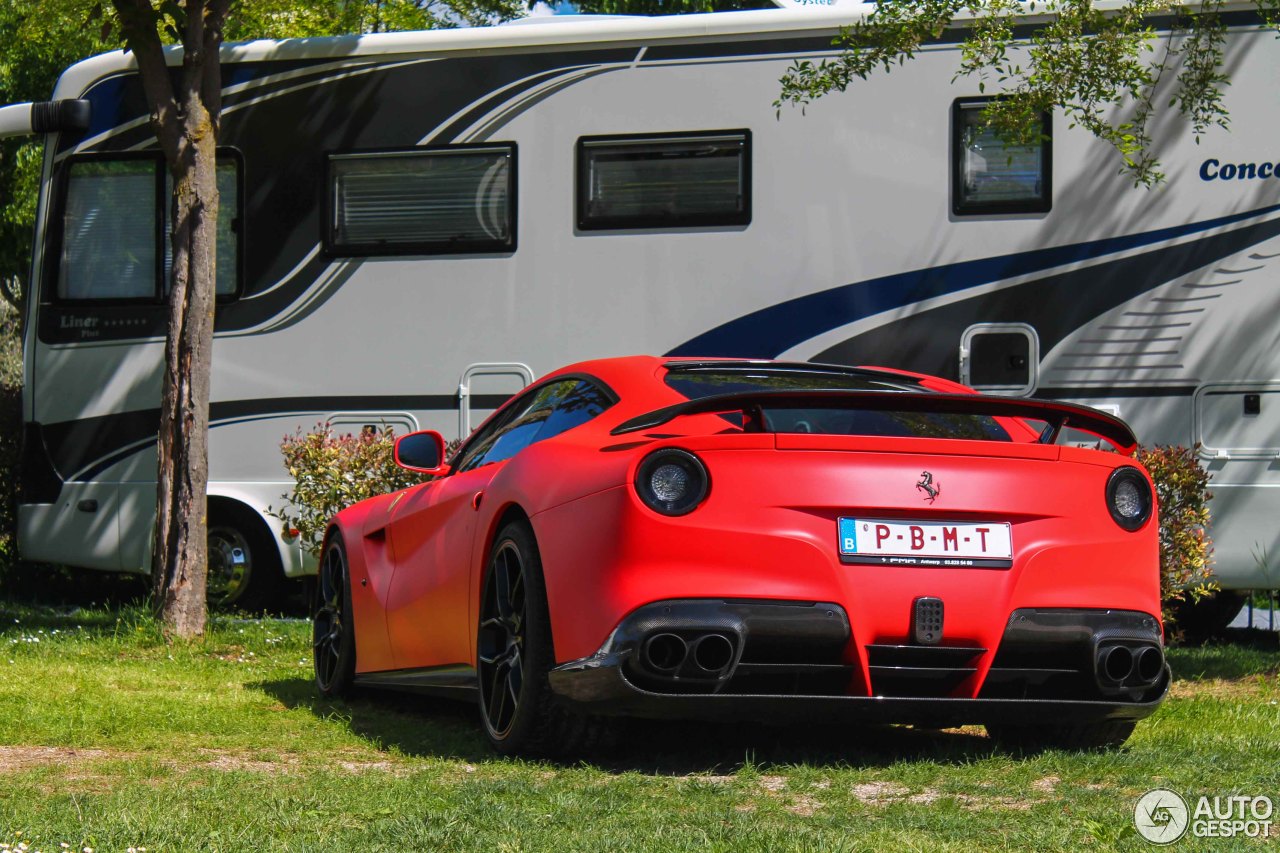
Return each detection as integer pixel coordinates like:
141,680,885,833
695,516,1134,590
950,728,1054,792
952,99,1051,216
453,379,612,473
576,131,751,231
58,159,159,301
535,380,612,442
57,153,242,302
326,145,516,256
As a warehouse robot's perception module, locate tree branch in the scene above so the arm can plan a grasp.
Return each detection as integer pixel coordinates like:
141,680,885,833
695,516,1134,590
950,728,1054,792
110,0,183,163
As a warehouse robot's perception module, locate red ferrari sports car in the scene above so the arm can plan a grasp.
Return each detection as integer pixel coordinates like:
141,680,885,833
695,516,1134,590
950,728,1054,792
313,356,1167,755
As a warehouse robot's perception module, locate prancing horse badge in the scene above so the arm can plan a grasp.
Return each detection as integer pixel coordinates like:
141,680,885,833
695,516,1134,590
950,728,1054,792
916,471,940,503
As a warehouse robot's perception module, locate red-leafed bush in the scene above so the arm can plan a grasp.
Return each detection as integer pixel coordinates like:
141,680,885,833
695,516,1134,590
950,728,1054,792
270,424,457,557
1135,444,1218,624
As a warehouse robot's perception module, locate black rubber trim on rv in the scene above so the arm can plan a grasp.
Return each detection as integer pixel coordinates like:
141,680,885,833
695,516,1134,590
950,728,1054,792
31,100,90,134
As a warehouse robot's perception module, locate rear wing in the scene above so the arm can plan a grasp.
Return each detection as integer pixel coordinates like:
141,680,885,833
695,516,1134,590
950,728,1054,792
610,390,1138,454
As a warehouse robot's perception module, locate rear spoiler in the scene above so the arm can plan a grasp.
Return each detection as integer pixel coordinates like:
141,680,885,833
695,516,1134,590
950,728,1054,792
610,390,1138,454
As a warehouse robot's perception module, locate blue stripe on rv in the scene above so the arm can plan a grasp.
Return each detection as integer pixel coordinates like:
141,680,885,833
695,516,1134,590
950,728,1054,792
667,202,1280,359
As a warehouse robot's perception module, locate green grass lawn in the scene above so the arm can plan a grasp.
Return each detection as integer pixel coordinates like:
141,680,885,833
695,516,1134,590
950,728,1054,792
0,604,1276,852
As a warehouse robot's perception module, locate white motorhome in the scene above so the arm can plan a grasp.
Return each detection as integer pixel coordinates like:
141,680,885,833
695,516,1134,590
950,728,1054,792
2,3,1277,610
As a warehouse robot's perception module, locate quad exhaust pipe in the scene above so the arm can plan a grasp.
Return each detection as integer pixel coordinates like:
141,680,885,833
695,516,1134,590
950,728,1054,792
638,631,738,678
1095,641,1165,693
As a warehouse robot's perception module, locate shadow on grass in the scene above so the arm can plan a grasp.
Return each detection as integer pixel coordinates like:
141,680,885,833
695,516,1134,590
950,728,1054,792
0,561,150,612
0,564,310,636
257,676,494,762
1166,633,1280,682
256,675,1003,774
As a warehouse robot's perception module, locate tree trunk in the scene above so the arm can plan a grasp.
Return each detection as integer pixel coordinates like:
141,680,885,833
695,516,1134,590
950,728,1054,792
113,0,230,639
152,116,218,638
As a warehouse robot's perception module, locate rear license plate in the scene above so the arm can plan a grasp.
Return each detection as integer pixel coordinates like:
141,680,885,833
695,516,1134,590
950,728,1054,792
838,518,1013,568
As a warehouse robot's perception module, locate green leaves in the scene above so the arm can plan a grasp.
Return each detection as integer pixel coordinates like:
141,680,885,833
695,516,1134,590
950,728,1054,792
270,424,460,556
777,0,1272,187
1135,444,1218,625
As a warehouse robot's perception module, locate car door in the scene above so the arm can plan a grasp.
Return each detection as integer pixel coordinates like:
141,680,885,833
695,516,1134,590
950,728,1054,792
383,380,585,671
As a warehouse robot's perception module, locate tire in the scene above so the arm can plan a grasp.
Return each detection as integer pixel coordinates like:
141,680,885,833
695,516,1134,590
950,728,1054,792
985,719,1136,753
1170,590,1246,644
477,521,609,758
207,501,284,612
313,531,356,698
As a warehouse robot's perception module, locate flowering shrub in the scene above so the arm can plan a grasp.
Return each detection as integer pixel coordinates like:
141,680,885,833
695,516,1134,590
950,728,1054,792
270,424,457,557
1135,444,1218,623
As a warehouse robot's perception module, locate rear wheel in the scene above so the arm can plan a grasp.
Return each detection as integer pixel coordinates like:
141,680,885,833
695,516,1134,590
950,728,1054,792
313,532,356,698
1171,590,1246,643
477,521,608,757
207,501,284,611
985,719,1136,752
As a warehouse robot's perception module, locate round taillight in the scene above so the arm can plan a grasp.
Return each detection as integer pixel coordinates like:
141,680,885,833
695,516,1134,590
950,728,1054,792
635,449,709,516
1107,467,1153,531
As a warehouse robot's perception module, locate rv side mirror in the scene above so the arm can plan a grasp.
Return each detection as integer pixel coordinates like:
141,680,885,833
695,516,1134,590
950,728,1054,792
394,430,449,475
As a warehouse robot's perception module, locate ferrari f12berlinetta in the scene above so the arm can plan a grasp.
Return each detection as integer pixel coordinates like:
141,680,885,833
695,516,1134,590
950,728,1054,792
313,356,1167,755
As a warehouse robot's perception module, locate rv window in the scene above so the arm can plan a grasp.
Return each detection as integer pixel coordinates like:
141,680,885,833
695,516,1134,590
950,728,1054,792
327,146,516,256
58,159,159,301
164,162,241,297
576,131,750,231
57,153,242,303
952,100,1051,215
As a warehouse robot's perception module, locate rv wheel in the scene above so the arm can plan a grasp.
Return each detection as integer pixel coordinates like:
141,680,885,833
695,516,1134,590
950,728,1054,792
207,501,284,612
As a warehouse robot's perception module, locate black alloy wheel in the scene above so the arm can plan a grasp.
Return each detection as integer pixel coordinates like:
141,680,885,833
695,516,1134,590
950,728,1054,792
313,532,355,697
478,536,528,740
476,521,609,757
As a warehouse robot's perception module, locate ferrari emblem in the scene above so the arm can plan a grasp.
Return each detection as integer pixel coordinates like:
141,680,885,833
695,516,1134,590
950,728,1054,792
916,471,940,503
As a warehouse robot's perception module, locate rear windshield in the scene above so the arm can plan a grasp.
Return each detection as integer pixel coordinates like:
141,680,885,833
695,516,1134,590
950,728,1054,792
663,366,1014,441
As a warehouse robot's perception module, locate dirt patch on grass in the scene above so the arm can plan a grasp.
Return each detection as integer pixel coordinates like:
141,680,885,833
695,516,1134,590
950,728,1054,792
202,751,300,775
757,775,787,793
1170,677,1278,701
851,781,910,805
195,748,408,777
0,744,411,780
1032,775,1060,793
0,746,113,772
786,794,823,817
850,780,1034,811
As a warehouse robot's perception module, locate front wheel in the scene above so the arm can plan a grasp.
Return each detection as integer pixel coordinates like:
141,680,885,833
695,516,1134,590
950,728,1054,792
477,521,608,757
985,719,1136,753
313,532,356,698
